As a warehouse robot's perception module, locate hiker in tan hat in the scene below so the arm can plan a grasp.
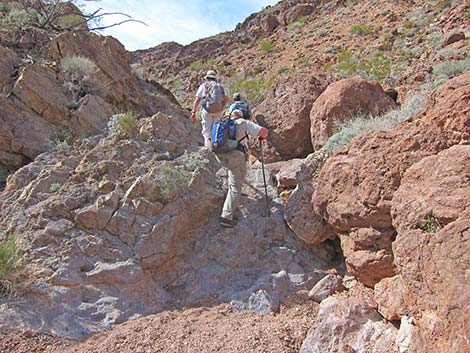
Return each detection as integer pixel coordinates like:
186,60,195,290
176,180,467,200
189,70,229,148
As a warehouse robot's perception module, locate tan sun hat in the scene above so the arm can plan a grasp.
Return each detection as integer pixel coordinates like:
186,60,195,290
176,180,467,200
230,109,244,119
205,70,217,79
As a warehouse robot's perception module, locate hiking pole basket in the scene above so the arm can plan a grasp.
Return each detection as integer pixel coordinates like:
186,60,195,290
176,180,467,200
259,139,270,217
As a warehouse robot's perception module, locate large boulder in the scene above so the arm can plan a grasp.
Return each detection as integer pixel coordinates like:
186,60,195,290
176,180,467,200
310,76,397,151
254,71,332,161
48,31,185,119
313,73,469,233
391,145,470,353
284,151,335,244
312,73,470,287
11,64,69,125
301,297,398,353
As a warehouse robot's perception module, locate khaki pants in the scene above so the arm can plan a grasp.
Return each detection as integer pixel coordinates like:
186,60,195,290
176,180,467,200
200,109,224,148
216,150,247,221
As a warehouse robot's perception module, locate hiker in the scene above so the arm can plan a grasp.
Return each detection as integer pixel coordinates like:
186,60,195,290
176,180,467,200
190,70,229,148
214,109,268,228
228,92,252,120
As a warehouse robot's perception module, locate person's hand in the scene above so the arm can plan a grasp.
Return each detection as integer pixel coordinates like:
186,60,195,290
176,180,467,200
189,112,196,123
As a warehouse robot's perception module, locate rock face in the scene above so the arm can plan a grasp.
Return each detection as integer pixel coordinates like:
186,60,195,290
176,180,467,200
340,228,396,287
301,297,398,353
0,31,186,173
309,76,397,151
309,74,470,351
254,71,332,161
0,113,338,339
284,151,335,245
391,145,470,353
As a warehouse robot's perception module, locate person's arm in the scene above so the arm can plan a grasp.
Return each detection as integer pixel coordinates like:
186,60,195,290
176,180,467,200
190,96,202,122
257,127,268,140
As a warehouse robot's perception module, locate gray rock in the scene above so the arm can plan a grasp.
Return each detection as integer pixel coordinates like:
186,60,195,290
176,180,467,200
308,274,344,302
301,297,399,353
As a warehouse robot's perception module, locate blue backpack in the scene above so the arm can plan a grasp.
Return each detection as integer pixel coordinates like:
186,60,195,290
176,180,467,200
229,101,250,120
211,118,238,153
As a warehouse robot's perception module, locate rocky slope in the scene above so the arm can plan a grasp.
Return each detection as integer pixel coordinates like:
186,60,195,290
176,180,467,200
0,0,469,352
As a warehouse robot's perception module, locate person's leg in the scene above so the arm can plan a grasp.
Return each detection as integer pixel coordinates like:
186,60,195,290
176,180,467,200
220,150,247,222
200,110,212,148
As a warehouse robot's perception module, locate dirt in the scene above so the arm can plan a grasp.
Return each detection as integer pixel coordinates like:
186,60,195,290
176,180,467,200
0,291,319,353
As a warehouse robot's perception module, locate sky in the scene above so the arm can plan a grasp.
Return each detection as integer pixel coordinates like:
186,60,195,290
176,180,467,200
81,0,280,51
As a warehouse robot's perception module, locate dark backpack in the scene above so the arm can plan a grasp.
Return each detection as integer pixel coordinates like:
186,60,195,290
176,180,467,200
202,81,224,113
230,101,250,120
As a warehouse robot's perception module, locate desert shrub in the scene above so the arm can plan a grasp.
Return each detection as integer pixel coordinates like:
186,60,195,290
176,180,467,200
433,59,470,78
48,138,70,151
61,55,96,79
107,112,138,138
349,23,372,35
0,233,25,297
61,55,97,107
130,63,145,79
422,213,441,233
1,8,39,30
158,154,209,201
56,13,83,30
229,73,273,107
278,65,289,74
336,50,391,83
421,75,449,90
188,58,216,71
258,39,274,53
287,16,307,32
49,182,61,193
323,94,426,152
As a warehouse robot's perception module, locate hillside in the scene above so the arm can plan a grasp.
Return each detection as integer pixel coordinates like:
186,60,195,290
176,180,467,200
0,0,469,352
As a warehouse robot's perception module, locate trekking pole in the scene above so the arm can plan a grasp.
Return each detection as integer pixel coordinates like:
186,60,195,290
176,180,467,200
259,138,270,217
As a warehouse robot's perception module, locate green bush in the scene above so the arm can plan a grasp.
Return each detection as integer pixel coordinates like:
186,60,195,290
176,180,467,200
61,56,97,106
49,182,61,193
0,233,25,297
61,56,96,79
2,8,39,30
188,58,216,71
423,213,441,233
107,112,138,138
323,94,426,152
278,65,289,74
48,138,70,151
158,163,190,202
258,39,274,53
433,59,470,78
336,50,392,83
349,23,373,36
229,73,273,107
158,154,209,202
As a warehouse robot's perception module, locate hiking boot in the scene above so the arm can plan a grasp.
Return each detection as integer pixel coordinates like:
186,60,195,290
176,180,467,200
219,217,235,228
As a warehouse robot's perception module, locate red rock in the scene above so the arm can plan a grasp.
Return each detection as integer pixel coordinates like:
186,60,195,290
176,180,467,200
310,76,397,151
374,276,408,321
391,145,470,353
340,228,396,287
443,31,465,46
254,71,332,161
284,151,335,244
313,73,470,233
